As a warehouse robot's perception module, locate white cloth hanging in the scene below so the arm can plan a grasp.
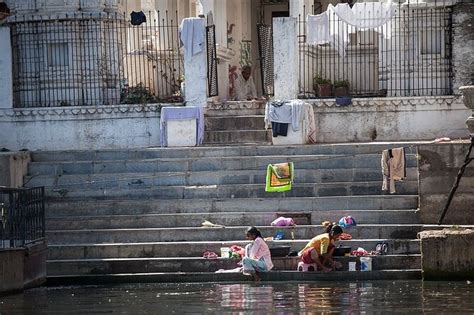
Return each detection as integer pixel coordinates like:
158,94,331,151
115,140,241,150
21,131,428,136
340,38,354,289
179,18,205,60
307,1,396,57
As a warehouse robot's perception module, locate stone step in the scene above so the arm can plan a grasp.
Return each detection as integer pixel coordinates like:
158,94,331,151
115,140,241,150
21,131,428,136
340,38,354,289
29,143,419,162
45,210,420,229
42,181,419,199
26,168,420,190
46,270,422,285
47,239,421,259
205,101,266,117
45,196,419,216
205,115,266,131
46,255,421,275
204,130,272,144
46,224,432,244
25,167,419,189
28,154,418,176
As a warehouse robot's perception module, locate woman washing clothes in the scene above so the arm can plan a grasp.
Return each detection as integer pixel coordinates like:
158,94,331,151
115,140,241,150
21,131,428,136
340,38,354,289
242,226,273,281
298,221,343,272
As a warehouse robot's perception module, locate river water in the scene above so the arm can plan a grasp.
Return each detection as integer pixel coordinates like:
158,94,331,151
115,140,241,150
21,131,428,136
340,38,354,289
1,281,473,314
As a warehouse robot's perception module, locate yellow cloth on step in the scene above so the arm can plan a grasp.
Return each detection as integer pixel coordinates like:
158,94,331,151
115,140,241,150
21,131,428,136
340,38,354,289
265,162,294,192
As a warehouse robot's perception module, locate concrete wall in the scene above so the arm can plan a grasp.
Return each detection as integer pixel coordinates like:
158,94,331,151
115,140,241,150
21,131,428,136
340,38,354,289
0,240,48,295
452,2,474,93
0,152,30,188
0,104,165,151
0,27,13,109
311,96,470,143
418,143,474,224
419,229,474,280
0,249,24,294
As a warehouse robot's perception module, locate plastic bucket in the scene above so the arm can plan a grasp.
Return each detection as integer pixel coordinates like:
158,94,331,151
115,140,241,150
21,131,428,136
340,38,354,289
348,262,356,271
220,247,230,258
360,257,372,271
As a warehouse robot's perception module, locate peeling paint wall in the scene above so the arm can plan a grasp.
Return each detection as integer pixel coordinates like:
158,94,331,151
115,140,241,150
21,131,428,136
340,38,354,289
452,2,474,92
311,96,470,143
0,104,164,151
418,143,474,224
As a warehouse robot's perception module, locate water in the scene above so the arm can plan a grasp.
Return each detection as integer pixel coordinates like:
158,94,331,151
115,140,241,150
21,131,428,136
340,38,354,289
1,281,473,314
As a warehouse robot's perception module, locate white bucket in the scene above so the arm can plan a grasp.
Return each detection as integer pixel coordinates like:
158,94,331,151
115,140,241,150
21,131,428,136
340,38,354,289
360,257,372,271
220,247,230,258
348,262,357,271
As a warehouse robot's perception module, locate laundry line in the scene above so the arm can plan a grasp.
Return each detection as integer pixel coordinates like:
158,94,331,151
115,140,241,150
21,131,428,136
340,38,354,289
25,146,418,189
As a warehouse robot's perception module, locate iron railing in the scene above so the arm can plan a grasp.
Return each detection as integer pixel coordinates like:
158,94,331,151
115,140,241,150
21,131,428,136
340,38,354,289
0,187,45,249
206,24,218,97
298,1,453,98
8,11,184,108
257,23,274,97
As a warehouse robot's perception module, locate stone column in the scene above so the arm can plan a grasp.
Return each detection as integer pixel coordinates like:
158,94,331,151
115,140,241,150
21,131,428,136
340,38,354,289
0,27,13,109
273,17,298,100
452,1,474,93
182,17,208,107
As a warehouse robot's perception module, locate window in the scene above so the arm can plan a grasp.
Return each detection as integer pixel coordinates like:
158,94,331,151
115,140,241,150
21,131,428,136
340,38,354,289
47,43,69,67
420,30,442,55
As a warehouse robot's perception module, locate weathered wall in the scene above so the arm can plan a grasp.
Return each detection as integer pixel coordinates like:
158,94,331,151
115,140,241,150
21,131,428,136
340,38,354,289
0,26,13,109
0,240,48,295
452,2,474,92
419,229,474,280
0,249,24,294
0,152,30,188
418,143,474,224
311,96,470,143
0,104,164,151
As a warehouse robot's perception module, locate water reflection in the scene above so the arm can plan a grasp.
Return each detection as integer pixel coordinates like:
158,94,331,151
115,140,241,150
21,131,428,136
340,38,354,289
0,281,473,314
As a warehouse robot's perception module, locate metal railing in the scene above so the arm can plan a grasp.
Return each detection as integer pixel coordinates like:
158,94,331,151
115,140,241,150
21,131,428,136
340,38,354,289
298,1,453,98
8,11,184,108
0,187,45,249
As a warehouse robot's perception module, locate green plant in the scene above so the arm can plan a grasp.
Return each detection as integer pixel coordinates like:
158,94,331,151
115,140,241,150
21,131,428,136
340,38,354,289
121,83,157,104
313,74,331,85
334,80,350,89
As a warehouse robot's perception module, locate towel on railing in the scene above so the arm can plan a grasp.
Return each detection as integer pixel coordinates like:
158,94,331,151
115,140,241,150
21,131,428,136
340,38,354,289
265,162,294,192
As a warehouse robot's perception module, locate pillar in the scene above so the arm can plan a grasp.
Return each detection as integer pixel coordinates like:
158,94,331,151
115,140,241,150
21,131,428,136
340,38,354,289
182,17,208,107
273,17,298,100
452,1,474,93
0,27,13,109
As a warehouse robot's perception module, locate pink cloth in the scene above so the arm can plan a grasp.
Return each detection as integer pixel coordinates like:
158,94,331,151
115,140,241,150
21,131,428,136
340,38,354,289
249,237,274,271
271,216,295,227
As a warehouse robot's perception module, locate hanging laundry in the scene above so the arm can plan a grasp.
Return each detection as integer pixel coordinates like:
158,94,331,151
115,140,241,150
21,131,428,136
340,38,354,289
179,17,205,60
130,11,147,26
271,122,289,137
307,1,396,57
265,162,294,192
381,147,406,194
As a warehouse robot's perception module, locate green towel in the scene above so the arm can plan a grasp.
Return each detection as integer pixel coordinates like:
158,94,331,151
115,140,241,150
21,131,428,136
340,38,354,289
265,162,294,192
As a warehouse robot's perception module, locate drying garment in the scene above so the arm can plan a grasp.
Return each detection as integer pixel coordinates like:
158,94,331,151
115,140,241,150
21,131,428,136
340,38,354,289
271,122,289,137
266,162,294,192
381,147,406,194
130,11,146,26
160,106,204,147
307,1,396,57
264,100,305,131
179,18,205,60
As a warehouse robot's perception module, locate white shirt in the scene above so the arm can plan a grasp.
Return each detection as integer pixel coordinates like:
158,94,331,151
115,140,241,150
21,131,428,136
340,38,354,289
234,74,257,101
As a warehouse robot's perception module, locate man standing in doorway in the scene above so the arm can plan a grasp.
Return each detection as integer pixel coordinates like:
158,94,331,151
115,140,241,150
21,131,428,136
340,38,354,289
233,65,258,101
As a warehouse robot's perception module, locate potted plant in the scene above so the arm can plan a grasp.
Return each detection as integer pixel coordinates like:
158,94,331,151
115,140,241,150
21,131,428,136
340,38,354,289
313,74,333,97
333,80,350,97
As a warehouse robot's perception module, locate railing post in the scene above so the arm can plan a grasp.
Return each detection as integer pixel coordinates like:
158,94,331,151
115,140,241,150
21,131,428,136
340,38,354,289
0,26,13,109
